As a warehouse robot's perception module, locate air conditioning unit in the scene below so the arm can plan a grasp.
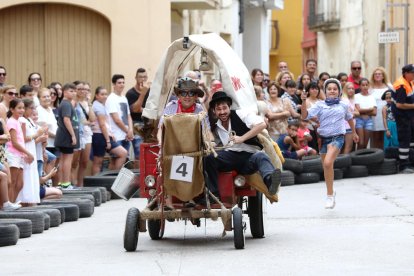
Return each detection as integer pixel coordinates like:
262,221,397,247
263,0,284,10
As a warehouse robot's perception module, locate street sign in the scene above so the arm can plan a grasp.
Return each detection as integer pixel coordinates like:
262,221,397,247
378,32,400,44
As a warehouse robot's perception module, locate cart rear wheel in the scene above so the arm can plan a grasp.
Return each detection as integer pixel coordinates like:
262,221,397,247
248,192,264,238
148,219,165,240
124,207,140,252
233,207,245,249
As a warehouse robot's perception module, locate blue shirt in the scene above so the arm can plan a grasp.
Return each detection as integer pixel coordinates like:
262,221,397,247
306,100,353,137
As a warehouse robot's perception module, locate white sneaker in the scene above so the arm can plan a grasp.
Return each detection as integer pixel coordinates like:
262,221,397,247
2,201,22,211
325,192,336,209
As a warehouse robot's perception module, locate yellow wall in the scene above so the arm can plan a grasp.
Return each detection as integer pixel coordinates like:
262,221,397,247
0,0,171,90
269,0,303,81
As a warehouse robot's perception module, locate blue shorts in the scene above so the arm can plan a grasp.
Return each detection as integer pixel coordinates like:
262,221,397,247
282,150,298,160
355,117,373,131
118,140,131,153
320,134,345,154
46,150,56,163
40,185,46,199
92,133,122,157
37,160,44,178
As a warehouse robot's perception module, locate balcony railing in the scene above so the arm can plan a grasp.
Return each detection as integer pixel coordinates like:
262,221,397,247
307,12,340,32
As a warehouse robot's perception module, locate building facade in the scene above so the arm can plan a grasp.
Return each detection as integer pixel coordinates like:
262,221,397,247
0,0,171,90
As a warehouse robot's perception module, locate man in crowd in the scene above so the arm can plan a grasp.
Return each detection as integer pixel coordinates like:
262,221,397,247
106,74,133,157
0,66,7,87
348,60,363,91
278,61,289,73
392,64,414,173
204,91,281,200
126,68,150,163
298,59,318,83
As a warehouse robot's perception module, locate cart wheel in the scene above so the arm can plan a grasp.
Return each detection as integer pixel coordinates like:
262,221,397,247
248,192,264,238
148,219,165,240
233,207,245,249
124,207,140,252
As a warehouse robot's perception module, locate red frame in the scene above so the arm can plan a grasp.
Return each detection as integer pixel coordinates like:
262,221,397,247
139,143,256,207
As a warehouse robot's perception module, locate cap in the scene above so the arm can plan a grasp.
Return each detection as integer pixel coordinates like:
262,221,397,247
174,77,204,97
402,64,414,74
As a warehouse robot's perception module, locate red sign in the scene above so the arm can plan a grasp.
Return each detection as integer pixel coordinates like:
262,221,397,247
231,76,244,91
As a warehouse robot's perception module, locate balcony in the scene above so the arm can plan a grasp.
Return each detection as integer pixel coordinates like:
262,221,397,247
171,0,219,10
307,12,340,32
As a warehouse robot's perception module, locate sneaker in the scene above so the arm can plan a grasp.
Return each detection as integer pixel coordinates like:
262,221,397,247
266,169,281,195
59,183,78,190
325,192,336,209
2,201,22,211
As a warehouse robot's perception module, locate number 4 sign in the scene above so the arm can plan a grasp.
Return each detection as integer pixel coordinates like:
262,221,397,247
170,156,194,182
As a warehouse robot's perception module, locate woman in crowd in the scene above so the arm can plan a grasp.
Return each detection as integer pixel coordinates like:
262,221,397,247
251,68,267,99
91,86,127,175
317,72,330,100
297,73,312,96
0,85,18,121
342,82,359,153
355,78,377,149
275,71,294,97
28,72,43,106
6,99,35,202
266,81,295,142
369,67,391,149
37,88,59,183
71,81,95,187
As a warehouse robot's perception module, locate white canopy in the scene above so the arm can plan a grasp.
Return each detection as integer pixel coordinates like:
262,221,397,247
142,33,257,120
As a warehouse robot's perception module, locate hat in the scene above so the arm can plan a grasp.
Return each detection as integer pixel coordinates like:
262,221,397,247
174,77,204,97
209,91,232,109
323,78,342,97
402,64,414,74
381,89,394,100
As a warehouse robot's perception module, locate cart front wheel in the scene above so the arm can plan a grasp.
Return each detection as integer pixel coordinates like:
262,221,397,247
148,219,165,240
233,207,245,249
124,207,140,252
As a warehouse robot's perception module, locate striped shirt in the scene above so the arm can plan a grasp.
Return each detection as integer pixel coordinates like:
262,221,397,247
306,100,353,137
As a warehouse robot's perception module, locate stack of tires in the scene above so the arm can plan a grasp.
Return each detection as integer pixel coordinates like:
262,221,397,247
0,186,109,247
281,148,398,187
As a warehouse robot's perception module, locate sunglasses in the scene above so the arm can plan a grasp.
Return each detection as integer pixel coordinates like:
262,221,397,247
352,67,361,70
31,78,41,81
7,91,18,96
50,92,57,96
179,91,196,97
0,73,6,76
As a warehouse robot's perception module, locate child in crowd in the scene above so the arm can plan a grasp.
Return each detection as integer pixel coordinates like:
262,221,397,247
0,167,21,210
54,83,80,189
355,78,377,149
382,89,399,149
282,80,301,113
301,79,359,209
277,120,306,159
17,99,45,206
297,119,317,156
6,99,35,202
342,82,360,153
254,85,268,120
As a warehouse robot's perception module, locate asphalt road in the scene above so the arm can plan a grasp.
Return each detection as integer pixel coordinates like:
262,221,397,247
1,174,414,275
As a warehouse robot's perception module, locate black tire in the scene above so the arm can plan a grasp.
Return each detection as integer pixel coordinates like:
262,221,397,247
83,187,107,203
62,189,102,207
16,209,61,228
282,158,303,174
63,193,95,204
295,172,320,184
248,192,264,238
233,207,245,249
281,170,295,186
0,218,32,238
0,211,45,234
22,206,66,225
124,207,140,252
43,204,79,222
302,156,323,173
98,169,140,176
148,219,165,240
0,224,19,247
43,213,51,230
410,149,414,162
343,165,369,178
350,148,384,165
384,147,399,159
84,176,121,199
367,158,398,175
334,154,352,169
41,199,94,218
106,191,111,201
320,168,343,181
